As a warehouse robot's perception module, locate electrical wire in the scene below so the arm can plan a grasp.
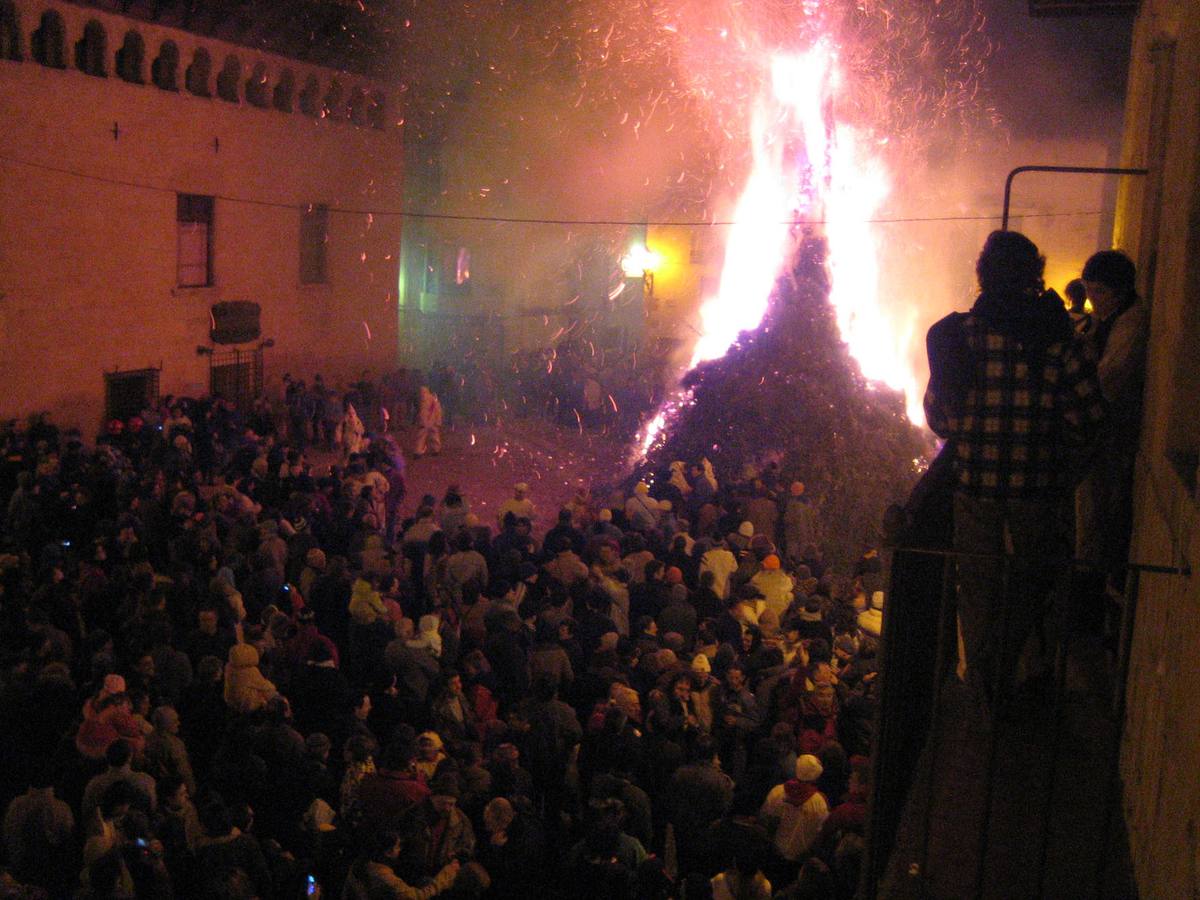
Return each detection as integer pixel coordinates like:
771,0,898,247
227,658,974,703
0,152,1104,227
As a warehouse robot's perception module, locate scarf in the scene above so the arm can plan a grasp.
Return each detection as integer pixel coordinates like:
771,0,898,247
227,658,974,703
783,780,820,807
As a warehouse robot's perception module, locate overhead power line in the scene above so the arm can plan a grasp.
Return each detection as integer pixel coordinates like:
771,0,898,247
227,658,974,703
0,153,1103,227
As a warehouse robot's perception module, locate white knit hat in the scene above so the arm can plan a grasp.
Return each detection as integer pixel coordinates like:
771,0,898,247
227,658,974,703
795,754,823,782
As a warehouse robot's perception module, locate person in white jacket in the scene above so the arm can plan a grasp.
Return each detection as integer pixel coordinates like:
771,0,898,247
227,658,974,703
700,539,739,601
758,753,828,864
340,400,366,457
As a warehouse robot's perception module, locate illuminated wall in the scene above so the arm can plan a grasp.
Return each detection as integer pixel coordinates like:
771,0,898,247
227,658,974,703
1109,1,1200,896
0,0,403,433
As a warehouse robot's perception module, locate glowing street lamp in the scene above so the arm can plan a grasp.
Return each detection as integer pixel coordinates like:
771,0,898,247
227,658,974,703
621,244,661,296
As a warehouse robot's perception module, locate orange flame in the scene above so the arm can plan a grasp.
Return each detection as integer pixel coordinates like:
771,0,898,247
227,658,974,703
639,41,923,459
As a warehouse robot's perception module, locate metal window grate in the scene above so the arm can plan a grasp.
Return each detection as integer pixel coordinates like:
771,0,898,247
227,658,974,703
104,367,160,422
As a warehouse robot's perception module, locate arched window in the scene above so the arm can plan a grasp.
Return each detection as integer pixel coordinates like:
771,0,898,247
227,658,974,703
322,79,343,120
245,61,269,108
152,40,179,91
75,20,106,77
272,67,295,113
31,9,65,69
216,54,240,102
298,74,320,117
115,30,144,84
0,1,22,62
348,87,369,126
368,91,387,130
185,47,211,97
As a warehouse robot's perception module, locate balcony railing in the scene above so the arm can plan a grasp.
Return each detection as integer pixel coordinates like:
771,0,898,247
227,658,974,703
862,538,1187,899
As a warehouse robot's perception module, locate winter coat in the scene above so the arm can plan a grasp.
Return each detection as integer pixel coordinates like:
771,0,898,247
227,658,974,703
223,643,277,714
700,547,738,600
759,780,829,861
342,856,457,900
342,404,366,455
749,569,794,620
418,390,443,429
349,577,388,626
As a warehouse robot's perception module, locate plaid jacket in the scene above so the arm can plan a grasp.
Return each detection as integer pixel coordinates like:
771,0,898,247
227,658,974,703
924,308,1107,499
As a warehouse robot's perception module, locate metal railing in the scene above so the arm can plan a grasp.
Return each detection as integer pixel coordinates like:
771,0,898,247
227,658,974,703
863,544,1188,899
1001,165,1148,231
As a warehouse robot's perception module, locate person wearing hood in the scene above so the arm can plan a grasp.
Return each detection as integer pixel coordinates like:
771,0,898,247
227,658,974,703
414,385,443,458
667,458,696,501
341,398,366,457
349,572,389,627
223,642,277,715
924,231,1107,718
758,753,829,868
413,731,447,782
407,614,443,659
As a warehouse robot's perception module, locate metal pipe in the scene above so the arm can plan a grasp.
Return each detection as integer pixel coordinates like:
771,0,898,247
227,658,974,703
918,554,957,886
1037,556,1076,897
974,549,1011,897
1001,165,1148,231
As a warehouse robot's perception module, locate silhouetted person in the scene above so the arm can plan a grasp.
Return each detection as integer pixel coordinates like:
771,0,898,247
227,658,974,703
924,230,1107,717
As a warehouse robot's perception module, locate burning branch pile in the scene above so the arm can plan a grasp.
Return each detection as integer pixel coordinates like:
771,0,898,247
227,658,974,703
639,234,931,567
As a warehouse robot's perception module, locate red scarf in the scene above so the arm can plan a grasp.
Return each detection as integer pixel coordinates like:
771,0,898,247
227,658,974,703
783,780,820,807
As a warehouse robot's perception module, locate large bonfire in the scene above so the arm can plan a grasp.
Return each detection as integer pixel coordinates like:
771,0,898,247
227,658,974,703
632,41,932,566
637,232,930,569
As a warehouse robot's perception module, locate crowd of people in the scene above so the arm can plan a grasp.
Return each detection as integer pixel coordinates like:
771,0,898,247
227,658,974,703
0,386,886,899
280,338,676,450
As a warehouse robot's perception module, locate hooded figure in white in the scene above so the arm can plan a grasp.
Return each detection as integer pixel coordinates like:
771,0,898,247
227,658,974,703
340,401,365,456
415,386,443,457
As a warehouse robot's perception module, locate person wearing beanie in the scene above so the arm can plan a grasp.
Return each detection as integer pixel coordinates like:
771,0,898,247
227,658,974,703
690,652,718,732
783,480,820,567
758,752,829,866
397,767,478,884
497,481,536,527
413,731,447,782
726,520,755,555
1076,249,1148,576
795,599,830,643
750,554,795,621
75,677,150,762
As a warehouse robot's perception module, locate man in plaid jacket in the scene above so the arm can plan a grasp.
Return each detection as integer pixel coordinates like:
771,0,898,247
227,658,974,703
924,230,1107,718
